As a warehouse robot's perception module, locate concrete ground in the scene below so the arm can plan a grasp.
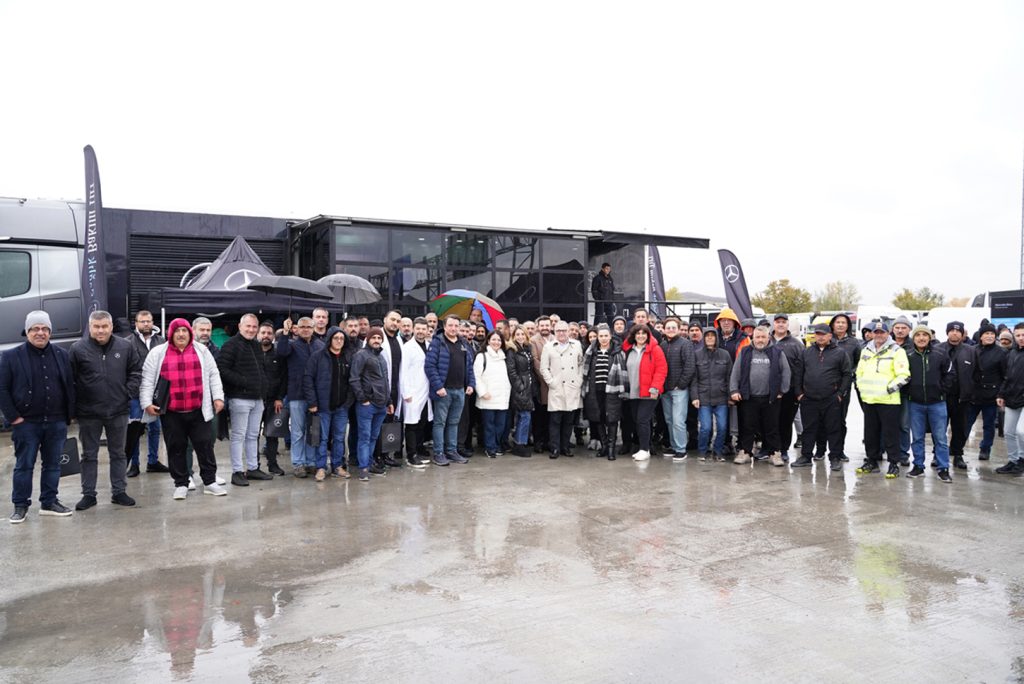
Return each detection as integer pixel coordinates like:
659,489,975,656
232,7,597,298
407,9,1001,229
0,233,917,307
0,404,1022,683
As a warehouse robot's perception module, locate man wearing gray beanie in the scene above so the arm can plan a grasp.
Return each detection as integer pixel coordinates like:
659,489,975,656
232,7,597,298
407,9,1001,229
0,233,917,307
0,311,77,523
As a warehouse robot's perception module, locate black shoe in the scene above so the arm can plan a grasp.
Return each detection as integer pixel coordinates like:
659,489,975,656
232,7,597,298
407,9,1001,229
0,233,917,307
930,460,939,469
549,451,559,459
383,455,403,468
267,462,286,476
305,465,317,475
39,501,72,517
855,460,880,474
111,492,136,506
126,463,140,478
534,444,546,454
793,437,803,449
9,506,27,524
358,469,370,482
458,448,473,459
722,444,736,457
907,465,925,478
978,450,991,461
246,468,273,480
753,451,769,462
368,463,388,476
937,468,952,483
485,451,497,458
839,454,849,462
885,463,900,479
898,455,910,466
673,451,688,462
953,455,968,470
829,458,843,472
996,461,1024,475
230,471,249,486
75,495,97,511
812,453,825,462
407,457,430,469
563,449,575,458
790,455,813,468
146,461,170,473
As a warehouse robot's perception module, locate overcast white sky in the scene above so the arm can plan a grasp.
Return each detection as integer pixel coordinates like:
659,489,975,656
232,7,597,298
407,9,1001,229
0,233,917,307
1,1,1021,304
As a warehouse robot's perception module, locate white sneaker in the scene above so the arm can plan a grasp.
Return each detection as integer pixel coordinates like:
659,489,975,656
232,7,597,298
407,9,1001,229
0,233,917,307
173,486,188,500
215,475,226,486
187,476,197,491
204,482,228,496
632,450,650,461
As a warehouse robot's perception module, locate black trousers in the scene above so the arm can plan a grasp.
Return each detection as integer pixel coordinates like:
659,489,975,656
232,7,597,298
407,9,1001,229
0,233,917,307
739,397,781,455
405,404,430,459
777,391,800,451
862,403,900,463
533,402,550,450
620,399,636,447
631,399,657,451
946,396,968,456
686,402,699,450
595,301,616,325
799,396,843,459
816,392,852,456
162,410,217,488
548,410,575,454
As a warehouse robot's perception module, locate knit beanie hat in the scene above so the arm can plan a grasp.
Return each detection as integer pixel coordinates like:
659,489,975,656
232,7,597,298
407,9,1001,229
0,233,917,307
25,310,52,332
367,326,384,340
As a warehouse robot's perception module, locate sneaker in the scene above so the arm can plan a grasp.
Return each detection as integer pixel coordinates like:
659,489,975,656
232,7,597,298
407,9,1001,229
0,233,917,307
188,476,197,491
485,451,497,458
855,460,880,474
712,453,727,463
432,453,450,467
384,455,404,468
839,453,850,462
793,437,803,449
305,465,317,475
358,469,370,482
314,468,327,481
753,450,769,462
246,468,273,481
39,501,72,517
293,466,308,478
369,464,388,477
146,461,170,473
268,462,287,476
215,475,227,486
930,460,939,469
829,457,843,472
812,453,825,462
953,455,968,470
9,506,28,524
978,450,991,461
673,452,688,462
333,466,353,478
907,465,925,478
885,463,900,479
230,471,249,486
996,461,1023,475
898,455,910,467
790,455,814,468
173,486,188,500
733,451,751,465
126,462,140,478
75,495,98,511
447,452,468,464
769,453,785,467
204,482,228,496
698,454,709,463
937,468,953,483
632,450,650,461
111,492,136,507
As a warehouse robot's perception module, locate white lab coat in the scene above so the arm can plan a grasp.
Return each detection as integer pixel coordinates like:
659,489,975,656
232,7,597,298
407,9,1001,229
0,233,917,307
399,337,433,424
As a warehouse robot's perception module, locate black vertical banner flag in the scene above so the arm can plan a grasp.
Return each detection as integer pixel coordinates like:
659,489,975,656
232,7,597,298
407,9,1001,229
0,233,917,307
648,245,666,318
82,145,108,321
717,249,753,319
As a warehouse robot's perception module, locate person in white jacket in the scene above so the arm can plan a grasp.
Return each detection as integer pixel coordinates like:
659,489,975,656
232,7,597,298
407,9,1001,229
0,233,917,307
474,330,512,457
140,318,227,500
399,318,433,468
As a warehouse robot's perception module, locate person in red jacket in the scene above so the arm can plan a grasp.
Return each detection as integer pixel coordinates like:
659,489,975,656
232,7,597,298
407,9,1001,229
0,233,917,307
620,324,668,461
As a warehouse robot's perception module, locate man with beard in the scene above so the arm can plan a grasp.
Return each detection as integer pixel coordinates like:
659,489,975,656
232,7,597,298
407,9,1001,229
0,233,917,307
399,316,414,343
729,327,790,467
399,318,433,468
792,324,852,470
965,322,1008,463
816,313,859,462
349,328,393,482
660,317,696,459
217,313,271,487
277,316,324,477
937,321,973,469
530,316,553,454
256,321,287,475
770,314,804,462
124,310,169,477
373,310,404,472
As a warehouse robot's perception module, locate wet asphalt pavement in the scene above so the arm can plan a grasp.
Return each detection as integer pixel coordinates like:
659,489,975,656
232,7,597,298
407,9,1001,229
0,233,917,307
0,403,1022,683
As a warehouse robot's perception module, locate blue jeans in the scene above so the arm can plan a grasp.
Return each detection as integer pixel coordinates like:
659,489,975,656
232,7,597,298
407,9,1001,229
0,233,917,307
228,398,263,472
432,389,465,455
909,401,949,469
965,403,998,452
481,409,508,453
288,399,311,467
129,398,162,466
513,410,532,445
356,403,388,469
661,388,690,453
318,408,349,470
698,404,728,454
11,420,66,508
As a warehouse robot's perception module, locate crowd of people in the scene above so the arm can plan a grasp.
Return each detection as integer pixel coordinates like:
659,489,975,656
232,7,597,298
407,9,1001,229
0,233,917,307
2,295,1022,524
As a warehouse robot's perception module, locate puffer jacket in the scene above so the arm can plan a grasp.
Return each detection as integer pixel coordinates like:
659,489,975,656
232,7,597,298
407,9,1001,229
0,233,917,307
303,327,353,411
855,338,909,405
906,343,954,405
505,343,535,412
796,339,853,401
936,340,976,401
690,335,733,406
621,337,668,399
661,334,696,392
349,345,390,407
582,342,626,423
217,333,268,400
971,342,1008,405
473,347,511,410
70,334,143,419
997,345,1024,409
770,332,805,388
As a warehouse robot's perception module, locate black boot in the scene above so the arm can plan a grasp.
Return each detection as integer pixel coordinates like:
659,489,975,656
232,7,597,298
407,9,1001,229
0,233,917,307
605,425,618,461
265,452,286,476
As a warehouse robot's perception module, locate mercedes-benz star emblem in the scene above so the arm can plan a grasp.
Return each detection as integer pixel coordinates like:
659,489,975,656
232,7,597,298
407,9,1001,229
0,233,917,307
724,264,740,283
224,269,263,291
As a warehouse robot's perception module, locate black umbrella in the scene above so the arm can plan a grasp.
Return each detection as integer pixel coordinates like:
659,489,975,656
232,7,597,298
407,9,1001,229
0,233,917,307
317,273,382,306
247,275,334,300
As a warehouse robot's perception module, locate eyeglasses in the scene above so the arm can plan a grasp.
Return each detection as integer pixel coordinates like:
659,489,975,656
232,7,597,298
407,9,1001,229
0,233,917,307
297,325,313,329
27,326,50,334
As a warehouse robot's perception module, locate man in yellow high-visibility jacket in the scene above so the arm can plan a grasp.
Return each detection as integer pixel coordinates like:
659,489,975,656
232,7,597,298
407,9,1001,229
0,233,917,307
855,321,910,478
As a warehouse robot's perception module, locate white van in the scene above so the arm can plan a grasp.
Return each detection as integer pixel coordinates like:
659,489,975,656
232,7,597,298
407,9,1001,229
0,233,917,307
922,307,991,341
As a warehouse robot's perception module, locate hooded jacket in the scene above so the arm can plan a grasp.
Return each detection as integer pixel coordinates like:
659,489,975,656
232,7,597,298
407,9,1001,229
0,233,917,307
714,308,749,360
690,328,733,406
855,337,909,405
970,342,1007,405
936,339,976,401
997,344,1024,409
70,333,143,419
796,339,853,401
505,342,535,412
139,318,223,423
830,313,862,378
303,326,353,412
349,342,390,407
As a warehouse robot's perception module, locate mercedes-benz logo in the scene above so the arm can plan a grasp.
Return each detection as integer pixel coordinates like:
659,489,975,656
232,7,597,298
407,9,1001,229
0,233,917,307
385,432,397,443
60,453,71,465
224,269,263,291
723,264,740,283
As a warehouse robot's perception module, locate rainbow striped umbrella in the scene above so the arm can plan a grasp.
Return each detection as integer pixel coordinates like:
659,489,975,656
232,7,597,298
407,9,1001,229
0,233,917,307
429,289,506,329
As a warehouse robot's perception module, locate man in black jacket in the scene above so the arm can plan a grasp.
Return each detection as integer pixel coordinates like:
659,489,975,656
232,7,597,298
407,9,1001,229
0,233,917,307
771,314,804,461
350,327,392,482
818,313,860,462
124,310,169,477
70,310,143,510
965,322,1007,462
660,317,696,458
996,322,1024,475
937,321,974,469
376,310,404,469
905,325,954,481
791,324,852,468
218,313,271,486
257,320,287,475
591,263,616,325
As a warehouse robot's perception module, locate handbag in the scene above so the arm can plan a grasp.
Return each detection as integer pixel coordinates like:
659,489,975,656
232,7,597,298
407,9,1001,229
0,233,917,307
378,420,403,454
59,437,81,478
152,377,170,415
265,406,290,439
306,411,321,447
